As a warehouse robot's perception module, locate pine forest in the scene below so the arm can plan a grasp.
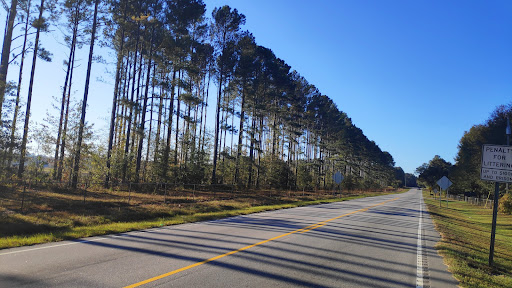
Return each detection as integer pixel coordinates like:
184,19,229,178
0,0,399,191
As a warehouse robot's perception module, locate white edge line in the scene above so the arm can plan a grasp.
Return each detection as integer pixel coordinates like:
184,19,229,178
0,229,154,256
416,191,424,288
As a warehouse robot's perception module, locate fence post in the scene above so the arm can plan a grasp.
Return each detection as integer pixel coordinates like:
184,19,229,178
20,184,26,212
164,183,167,204
83,183,86,204
128,183,131,205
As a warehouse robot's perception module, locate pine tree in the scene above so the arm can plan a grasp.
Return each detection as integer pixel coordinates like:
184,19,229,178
71,0,100,188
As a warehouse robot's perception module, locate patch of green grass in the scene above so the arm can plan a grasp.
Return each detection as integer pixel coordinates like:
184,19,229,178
423,191,512,288
0,189,405,249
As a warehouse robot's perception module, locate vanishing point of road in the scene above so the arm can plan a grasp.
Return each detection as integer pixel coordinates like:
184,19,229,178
0,188,458,287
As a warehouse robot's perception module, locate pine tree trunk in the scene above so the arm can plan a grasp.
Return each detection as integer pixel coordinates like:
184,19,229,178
122,24,140,182
201,70,210,153
135,27,154,183
132,38,145,155
256,116,263,188
54,13,78,180
0,0,18,121
154,71,164,163
57,36,77,182
272,112,277,160
247,114,255,188
174,69,181,167
17,0,45,178
234,84,246,184
71,0,99,188
162,69,177,180
117,53,131,150
143,62,156,181
7,0,31,167
211,72,223,184
105,14,127,186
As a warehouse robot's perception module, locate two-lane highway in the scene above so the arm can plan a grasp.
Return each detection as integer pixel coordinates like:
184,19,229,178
0,189,458,287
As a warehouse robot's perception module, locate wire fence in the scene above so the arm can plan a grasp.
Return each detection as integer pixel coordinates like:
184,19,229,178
448,193,495,209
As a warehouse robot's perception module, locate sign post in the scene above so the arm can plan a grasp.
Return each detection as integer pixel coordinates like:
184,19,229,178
333,171,343,197
436,176,453,208
480,144,512,266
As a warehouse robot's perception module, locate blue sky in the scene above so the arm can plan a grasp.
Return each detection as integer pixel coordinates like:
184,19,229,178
2,0,511,174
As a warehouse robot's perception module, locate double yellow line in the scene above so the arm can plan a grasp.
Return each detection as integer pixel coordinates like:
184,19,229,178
125,197,399,288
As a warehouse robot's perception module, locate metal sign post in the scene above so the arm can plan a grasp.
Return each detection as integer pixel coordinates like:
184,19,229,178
489,182,500,266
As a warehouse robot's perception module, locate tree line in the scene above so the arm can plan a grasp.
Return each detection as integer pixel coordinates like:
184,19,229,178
0,0,399,191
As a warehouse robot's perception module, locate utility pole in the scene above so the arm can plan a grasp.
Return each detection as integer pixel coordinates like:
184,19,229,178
507,116,510,194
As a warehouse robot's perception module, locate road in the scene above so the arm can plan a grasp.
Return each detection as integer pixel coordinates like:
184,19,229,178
0,188,458,287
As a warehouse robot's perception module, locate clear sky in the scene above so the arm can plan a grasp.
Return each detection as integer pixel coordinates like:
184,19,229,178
2,0,511,174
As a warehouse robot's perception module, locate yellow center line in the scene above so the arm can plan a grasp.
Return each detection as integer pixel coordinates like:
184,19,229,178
124,197,399,288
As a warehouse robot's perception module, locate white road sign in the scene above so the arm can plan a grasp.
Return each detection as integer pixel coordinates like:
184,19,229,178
436,176,452,190
333,172,344,184
481,144,512,183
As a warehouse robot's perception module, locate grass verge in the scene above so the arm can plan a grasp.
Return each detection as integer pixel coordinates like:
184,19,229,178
423,190,512,288
0,188,404,250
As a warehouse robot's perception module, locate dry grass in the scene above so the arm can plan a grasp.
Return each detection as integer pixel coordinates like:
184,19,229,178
0,183,403,249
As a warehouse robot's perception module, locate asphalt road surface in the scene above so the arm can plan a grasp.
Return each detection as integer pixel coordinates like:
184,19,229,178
0,188,458,287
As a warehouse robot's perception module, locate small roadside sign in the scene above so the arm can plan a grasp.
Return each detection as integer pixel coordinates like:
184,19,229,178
436,176,452,190
333,172,343,184
481,144,512,183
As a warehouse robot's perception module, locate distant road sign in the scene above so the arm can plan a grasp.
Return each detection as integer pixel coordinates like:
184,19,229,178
333,172,344,184
436,176,452,190
481,144,512,183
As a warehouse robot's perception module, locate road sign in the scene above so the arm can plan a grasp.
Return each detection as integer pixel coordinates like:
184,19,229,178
481,144,512,183
333,172,344,184
436,176,452,190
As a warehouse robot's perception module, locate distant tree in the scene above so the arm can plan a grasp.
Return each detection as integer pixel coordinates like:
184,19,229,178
405,173,417,187
450,102,511,196
393,167,405,187
417,155,452,190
